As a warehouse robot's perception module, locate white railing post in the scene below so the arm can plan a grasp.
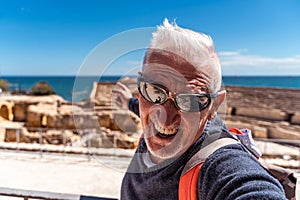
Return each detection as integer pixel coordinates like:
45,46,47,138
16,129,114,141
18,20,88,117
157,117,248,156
87,129,91,162
63,129,66,157
16,129,20,152
39,128,43,158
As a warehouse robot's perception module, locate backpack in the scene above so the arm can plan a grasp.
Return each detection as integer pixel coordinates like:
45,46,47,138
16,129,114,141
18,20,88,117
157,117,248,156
179,128,297,200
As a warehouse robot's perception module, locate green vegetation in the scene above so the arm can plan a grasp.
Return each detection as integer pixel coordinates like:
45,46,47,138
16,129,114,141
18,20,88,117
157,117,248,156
0,79,10,92
30,81,55,96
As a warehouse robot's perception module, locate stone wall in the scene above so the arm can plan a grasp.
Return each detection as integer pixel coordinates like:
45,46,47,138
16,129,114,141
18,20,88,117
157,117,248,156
0,90,141,149
90,80,300,140
224,86,300,139
1,81,299,149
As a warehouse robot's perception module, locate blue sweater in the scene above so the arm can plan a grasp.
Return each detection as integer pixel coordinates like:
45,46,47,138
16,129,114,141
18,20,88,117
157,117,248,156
121,117,286,200
121,99,286,199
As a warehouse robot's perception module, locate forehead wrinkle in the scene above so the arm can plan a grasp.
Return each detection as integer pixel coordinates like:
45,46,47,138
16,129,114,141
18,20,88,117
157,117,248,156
143,50,200,79
143,49,191,66
188,78,209,93
145,68,186,82
143,49,216,93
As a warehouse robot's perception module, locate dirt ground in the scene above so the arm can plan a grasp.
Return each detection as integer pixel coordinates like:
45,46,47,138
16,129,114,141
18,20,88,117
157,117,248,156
0,146,299,200
0,150,132,199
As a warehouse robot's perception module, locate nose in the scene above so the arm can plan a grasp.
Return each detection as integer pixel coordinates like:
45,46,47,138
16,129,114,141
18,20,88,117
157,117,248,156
153,99,181,127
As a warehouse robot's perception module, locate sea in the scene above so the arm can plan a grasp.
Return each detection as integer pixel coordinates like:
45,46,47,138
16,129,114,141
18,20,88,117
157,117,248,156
1,76,300,102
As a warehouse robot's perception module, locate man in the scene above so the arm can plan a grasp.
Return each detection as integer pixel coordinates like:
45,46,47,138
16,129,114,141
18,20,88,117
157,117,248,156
120,19,286,199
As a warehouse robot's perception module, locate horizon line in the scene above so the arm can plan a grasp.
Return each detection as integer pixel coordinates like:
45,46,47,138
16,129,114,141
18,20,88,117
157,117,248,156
1,74,300,77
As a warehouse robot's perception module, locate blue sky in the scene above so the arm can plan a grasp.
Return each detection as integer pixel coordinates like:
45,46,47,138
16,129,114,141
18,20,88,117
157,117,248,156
0,0,300,76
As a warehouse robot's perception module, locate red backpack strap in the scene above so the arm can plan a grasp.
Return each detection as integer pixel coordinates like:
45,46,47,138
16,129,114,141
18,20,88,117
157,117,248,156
179,163,203,200
179,138,239,200
228,127,243,135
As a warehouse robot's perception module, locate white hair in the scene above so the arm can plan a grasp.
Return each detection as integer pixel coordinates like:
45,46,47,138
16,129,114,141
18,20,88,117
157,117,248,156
146,18,222,93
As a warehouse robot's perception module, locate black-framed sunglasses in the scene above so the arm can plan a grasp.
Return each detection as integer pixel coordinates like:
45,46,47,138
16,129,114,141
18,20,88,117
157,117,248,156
137,76,219,112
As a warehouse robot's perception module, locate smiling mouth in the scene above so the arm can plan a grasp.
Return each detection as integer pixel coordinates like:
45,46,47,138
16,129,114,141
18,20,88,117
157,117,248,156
151,118,178,139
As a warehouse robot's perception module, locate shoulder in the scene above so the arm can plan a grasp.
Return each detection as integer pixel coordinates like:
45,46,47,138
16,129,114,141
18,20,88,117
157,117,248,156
198,143,286,200
201,143,260,179
207,142,252,162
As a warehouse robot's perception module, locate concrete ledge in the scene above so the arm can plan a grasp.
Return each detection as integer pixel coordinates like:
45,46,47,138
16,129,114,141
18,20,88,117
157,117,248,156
0,142,134,157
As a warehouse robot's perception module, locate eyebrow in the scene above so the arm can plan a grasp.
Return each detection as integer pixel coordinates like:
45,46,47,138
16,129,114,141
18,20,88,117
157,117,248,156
146,80,207,96
143,78,170,91
141,75,210,95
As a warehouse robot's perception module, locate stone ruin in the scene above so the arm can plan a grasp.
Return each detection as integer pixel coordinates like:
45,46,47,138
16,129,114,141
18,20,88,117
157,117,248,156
224,86,300,140
0,78,142,149
1,78,300,151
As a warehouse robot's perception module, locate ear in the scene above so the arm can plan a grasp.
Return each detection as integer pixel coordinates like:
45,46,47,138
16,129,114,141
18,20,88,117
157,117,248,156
210,90,226,116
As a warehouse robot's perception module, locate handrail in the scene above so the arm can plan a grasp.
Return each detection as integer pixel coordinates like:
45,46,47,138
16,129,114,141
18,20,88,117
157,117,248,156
0,187,117,200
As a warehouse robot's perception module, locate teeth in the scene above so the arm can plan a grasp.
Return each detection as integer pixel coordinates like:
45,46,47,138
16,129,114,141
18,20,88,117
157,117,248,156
152,119,178,135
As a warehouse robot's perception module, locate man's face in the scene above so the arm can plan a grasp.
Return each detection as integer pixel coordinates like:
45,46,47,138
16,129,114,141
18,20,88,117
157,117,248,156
138,51,222,163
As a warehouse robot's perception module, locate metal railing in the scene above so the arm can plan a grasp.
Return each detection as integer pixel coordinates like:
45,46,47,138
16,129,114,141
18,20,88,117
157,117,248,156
0,127,299,199
0,127,134,158
0,187,117,200
0,127,133,200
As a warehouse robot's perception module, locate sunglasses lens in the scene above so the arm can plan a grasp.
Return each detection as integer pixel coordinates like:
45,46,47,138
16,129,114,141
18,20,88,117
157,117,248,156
138,78,213,112
176,94,210,112
176,95,192,111
139,81,167,104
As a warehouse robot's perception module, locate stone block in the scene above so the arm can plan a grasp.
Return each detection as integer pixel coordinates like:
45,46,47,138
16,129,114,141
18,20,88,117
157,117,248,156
112,110,141,133
13,102,28,121
26,109,42,127
235,107,288,121
46,114,58,129
26,103,57,128
97,111,111,128
82,115,99,129
0,128,5,142
73,114,99,129
80,132,103,148
114,131,138,149
268,126,300,140
252,126,268,138
100,134,115,148
291,112,300,124
62,115,76,130
224,120,268,138
5,128,31,143
225,120,252,130
226,107,233,115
